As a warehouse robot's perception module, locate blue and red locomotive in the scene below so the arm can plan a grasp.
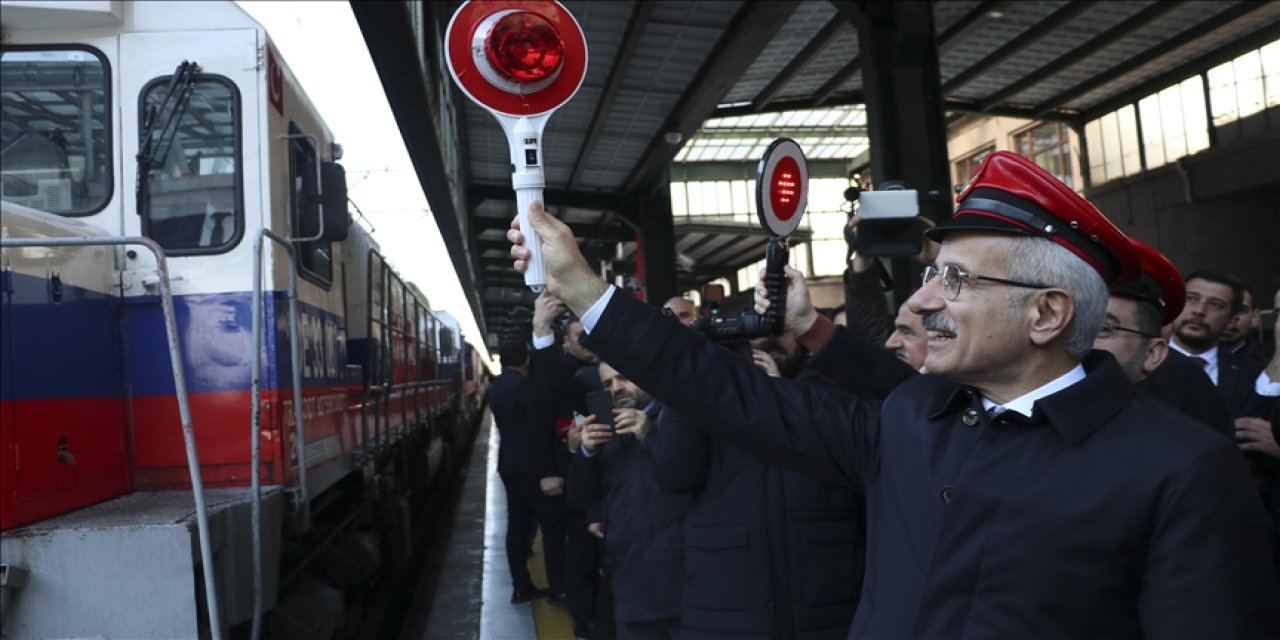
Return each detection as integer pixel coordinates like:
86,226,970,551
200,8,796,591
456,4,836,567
0,2,485,637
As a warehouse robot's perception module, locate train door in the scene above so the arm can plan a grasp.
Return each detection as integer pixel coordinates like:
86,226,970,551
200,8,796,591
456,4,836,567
117,28,261,293
116,29,265,484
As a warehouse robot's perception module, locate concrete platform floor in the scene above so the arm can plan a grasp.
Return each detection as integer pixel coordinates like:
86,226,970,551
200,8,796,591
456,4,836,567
404,412,576,639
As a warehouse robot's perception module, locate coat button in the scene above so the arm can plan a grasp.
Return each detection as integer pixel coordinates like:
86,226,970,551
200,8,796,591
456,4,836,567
941,486,953,504
962,409,979,426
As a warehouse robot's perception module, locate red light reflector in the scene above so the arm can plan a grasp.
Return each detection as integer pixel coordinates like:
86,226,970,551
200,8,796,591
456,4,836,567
770,156,801,220
485,11,565,83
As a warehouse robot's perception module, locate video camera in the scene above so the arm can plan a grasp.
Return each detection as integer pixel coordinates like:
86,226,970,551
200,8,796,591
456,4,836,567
689,138,806,342
844,180,926,258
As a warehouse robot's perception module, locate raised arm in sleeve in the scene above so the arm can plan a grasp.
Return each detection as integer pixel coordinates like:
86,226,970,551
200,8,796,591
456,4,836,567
581,293,881,491
843,261,893,349
648,408,711,494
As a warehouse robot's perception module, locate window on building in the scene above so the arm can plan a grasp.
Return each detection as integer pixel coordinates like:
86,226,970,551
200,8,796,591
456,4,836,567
1208,43,1280,141
1011,121,1073,188
1086,74,1210,186
1086,39,1277,187
1,47,111,215
953,146,994,186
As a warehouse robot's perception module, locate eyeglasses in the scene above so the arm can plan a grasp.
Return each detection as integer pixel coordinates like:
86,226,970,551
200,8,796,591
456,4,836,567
1096,324,1159,340
921,265,1051,301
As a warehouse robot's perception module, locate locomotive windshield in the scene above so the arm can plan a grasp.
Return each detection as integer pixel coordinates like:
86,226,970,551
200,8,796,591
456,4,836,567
0,47,111,216
139,73,243,254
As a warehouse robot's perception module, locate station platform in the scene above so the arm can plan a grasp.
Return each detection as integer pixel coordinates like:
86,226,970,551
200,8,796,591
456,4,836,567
401,411,577,640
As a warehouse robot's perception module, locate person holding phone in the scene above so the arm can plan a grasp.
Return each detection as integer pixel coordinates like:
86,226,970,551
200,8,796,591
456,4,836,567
565,361,691,640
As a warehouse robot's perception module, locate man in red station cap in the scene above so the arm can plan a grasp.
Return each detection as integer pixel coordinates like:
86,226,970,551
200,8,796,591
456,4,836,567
508,151,1279,636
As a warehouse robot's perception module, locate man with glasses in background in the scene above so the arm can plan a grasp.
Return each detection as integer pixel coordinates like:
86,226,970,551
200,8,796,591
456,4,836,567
508,150,1278,637
1094,238,1234,438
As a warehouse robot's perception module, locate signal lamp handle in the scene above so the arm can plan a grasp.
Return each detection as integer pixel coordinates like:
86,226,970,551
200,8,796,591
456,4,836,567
509,116,547,292
763,238,788,335
514,181,546,292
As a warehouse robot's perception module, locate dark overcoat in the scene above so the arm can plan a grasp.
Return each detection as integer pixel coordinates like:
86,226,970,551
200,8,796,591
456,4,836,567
1139,349,1235,438
488,367,555,477
581,292,1280,639
652,406,863,640
567,403,692,623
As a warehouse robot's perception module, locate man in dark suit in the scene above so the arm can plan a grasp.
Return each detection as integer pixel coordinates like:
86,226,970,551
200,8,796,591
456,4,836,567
508,150,1279,637
566,362,690,640
1222,285,1267,364
532,302,604,632
1169,271,1280,418
487,335,565,603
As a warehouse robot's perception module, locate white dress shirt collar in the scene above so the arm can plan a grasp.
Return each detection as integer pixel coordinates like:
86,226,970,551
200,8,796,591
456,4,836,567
980,364,1086,418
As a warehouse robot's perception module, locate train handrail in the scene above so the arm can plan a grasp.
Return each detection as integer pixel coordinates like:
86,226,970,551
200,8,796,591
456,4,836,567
0,236,223,640
249,228,311,640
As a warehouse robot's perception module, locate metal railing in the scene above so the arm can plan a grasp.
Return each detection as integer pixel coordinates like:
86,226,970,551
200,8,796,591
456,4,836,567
249,228,310,640
0,236,223,640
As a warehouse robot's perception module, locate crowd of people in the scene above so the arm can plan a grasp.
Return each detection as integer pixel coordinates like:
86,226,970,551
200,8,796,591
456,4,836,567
490,150,1280,639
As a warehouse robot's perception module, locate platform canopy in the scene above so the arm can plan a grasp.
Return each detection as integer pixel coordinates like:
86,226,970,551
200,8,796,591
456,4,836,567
352,0,1279,342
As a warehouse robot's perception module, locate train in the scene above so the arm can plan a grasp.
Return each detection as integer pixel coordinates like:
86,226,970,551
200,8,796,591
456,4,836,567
0,2,487,638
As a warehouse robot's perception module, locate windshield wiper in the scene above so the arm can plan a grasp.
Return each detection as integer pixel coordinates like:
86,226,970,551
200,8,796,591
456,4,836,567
136,60,200,216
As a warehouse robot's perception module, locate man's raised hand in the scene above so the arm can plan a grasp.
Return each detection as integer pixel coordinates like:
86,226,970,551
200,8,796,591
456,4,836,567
754,264,818,336
509,201,607,316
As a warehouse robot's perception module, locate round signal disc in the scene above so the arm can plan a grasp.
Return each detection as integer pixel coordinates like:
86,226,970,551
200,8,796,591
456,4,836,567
445,0,588,117
756,138,808,237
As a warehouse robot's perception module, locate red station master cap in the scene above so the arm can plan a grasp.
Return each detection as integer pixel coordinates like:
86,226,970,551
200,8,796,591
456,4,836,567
1112,237,1185,325
926,151,1141,286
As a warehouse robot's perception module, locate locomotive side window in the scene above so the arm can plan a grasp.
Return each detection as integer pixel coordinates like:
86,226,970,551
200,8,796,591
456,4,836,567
138,74,242,254
0,47,111,216
290,121,332,285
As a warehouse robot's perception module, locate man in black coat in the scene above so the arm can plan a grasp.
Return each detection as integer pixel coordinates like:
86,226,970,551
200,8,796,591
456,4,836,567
566,361,690,640
487,337,565,603
508,150,1279,637
533,303,608,633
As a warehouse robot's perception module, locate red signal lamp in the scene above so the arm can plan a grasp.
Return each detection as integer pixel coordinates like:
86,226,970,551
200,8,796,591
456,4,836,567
445,0,588,291
756,138,808,237
770,156,801,221
485,11,565,83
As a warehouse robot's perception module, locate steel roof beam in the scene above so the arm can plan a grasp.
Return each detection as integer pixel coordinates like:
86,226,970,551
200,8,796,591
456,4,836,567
468,183,626,214
813,55,861,107
936,0,1014,54
813,0,1014,107
752,14,847,111
978,1,1181,111
942,1,1098,95
621,1,797,197
1078,21,1280,123
1034,1,1267,117
566,1,654,192
471,217,626,242
695,234,766,265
